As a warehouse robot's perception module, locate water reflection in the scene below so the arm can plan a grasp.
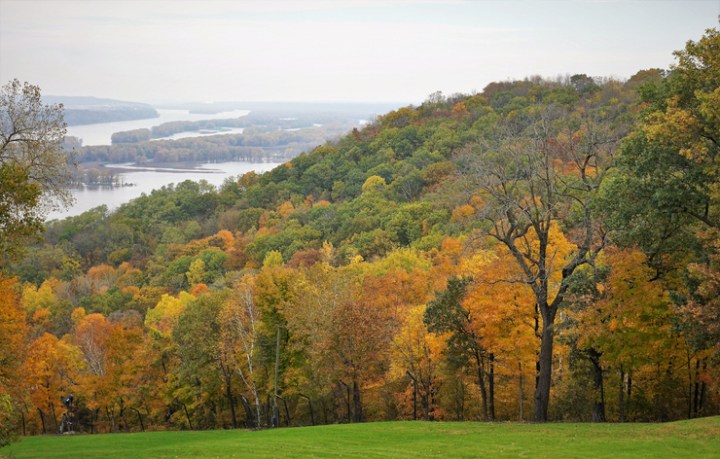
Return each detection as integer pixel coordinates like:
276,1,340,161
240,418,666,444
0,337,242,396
47,161,280,221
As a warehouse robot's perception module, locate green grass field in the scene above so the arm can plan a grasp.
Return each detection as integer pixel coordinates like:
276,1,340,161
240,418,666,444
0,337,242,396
2,417,719,459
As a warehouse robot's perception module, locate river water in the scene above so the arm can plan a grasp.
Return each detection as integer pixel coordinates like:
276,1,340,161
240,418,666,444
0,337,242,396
50,108,274,221
47,161,281,221
65,108,250,146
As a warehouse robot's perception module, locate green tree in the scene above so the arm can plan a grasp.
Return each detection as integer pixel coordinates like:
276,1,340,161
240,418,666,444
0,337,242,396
603,26,720,264
424,276,493,420
1,79,75,260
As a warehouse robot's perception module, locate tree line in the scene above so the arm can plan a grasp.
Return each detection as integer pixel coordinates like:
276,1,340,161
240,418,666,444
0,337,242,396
0,26,718,441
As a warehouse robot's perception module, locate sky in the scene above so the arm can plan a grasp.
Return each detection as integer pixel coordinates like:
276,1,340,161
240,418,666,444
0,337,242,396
0,0,718,105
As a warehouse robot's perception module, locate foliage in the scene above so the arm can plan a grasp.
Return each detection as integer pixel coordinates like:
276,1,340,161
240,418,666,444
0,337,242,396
3,27,720,437
0,79,74,260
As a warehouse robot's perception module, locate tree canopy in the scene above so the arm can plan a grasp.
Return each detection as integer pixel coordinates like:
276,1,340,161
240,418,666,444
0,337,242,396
1,26,719,436
0,79,75,261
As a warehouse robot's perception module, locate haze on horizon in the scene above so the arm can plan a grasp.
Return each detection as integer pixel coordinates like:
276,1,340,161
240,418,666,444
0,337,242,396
0,0,718,105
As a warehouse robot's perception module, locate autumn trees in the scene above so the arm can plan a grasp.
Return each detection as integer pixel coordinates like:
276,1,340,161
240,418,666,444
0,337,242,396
2,26,720,437
0,277,26,445
600,26,720,420
456,79,629,421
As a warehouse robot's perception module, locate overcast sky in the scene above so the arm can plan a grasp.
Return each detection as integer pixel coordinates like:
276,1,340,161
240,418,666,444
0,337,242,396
0,0,717,104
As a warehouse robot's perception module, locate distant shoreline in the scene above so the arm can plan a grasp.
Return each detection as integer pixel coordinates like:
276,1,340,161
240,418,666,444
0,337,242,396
79,161,228,174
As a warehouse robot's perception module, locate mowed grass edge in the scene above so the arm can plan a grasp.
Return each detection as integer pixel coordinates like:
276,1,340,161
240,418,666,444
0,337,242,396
3,417,719,459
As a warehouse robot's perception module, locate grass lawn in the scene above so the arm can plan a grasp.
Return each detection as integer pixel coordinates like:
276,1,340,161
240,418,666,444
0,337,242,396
2,417,719,458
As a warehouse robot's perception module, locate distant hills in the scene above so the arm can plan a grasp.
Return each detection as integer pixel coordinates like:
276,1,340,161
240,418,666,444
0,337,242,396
155,100,406,115
44,96,405,127
43,95,159,126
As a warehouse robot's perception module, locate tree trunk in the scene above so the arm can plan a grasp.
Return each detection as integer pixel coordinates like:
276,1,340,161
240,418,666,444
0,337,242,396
519,361,525,421
120,398,129,432
299,394,315,426
352,380,363,423
588,349,606,422
533,312,555,422
474,350,488,420
275,395,290,427
283,397,291,426
692,359,700,418
240,395,255,428
339,381,351,423
406,371,418,420
455,379,465,421
533,304,541,418
37,408,46,434
320,396,329,425
49,403,58,433
699,360,707,416
488,353,496,421
619,366,625,422
106,407,115,433
182,402,193,430
133,408,145,432
423,380,432,420
91,408,99,434
273,327,280,428
265,394,272,427
225,376,237,428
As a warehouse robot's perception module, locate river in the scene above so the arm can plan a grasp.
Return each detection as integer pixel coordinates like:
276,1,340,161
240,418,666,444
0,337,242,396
65,108,250,146
47,161,281,221
51,108,271,221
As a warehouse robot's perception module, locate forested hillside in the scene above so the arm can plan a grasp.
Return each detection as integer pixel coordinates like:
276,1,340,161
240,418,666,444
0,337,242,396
1,28,718,436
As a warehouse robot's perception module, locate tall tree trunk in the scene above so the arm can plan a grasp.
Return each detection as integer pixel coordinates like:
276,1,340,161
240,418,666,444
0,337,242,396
265,394,272,427
182,402,193,430
406,371,418,420
658,359,673,421
533,311,555,422
299,394,315,426
240,395,255,428
225,376,237,428
339,381,351,423
132,408,145,432
272,327,280,428
692,359,700,418
320,396,328,425
455,379,465,421
37,408,46,434
619,366,625,422
49,403,58,433
519,361,525,421
534,304,541,409
91,409,98,434
423,379,432,420
427,368,437,421
474,350,488,420
699,360,707,416
283,397,291,426
275,395,290,427
588,349,606,422
352,380,363,423
106,407,116,433
488,353,496,421
120,398,128,432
